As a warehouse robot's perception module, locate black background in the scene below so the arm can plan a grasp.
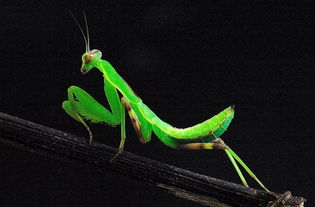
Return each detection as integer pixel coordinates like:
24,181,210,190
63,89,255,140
1,1,314,207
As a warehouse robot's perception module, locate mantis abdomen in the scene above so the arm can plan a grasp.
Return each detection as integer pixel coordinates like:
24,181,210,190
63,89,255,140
129,101,234,148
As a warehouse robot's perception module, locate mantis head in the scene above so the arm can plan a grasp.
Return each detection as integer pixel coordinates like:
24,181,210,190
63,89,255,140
70,11,102,75
81,49,102,74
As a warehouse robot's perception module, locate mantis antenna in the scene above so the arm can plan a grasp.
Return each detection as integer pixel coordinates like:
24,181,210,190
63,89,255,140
83,11,90,52
69,11,89,52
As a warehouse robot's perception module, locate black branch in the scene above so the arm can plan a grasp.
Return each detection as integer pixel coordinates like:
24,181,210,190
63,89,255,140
0,112,306,207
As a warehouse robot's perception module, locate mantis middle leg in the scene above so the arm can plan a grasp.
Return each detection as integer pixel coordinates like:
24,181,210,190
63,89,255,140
110,97,153,162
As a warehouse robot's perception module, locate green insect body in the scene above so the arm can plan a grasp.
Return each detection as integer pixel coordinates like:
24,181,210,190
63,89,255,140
63,13,269,192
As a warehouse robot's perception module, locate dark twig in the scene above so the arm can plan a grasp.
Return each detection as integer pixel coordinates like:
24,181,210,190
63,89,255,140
0,112,306,207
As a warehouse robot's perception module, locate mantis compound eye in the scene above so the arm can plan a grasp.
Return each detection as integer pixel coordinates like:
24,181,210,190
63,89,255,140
90,49,102,59
82,54,92,64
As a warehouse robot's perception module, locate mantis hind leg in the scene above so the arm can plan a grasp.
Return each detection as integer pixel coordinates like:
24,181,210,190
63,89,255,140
225,147,270,192
181,139,269,192
179,139,248,188
62,85,121,143
216,139,269,192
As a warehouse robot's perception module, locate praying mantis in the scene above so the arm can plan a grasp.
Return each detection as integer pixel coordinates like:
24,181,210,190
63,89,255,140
62,13,269,192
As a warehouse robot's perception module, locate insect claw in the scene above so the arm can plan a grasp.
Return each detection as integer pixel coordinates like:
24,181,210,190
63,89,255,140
89,135,93,144
110,150,123,163
87,128,93,144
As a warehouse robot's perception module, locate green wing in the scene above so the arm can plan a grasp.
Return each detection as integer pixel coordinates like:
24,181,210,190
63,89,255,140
138,104,234,147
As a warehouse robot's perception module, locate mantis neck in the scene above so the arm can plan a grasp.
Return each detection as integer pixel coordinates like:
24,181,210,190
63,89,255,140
96,59,142,104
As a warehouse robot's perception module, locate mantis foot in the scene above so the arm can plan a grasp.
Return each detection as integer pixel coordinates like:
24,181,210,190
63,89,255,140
110,150,123,163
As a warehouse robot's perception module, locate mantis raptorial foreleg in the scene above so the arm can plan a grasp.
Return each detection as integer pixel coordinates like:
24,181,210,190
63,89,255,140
62,82,122,143
63,86,93,143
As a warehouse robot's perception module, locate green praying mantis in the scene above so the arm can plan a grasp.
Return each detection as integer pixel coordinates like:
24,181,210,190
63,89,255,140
62,13,269,192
